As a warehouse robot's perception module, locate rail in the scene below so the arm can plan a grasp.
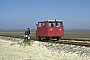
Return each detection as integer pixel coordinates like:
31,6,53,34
0,35,90,47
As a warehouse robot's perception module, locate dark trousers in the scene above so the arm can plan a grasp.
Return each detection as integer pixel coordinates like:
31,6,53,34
24,35,28,42
25,37,28,40
23,37,28,42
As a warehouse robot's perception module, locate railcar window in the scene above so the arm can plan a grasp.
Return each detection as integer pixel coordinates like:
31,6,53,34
49,22,55,27
60,22,63,26
38,23,42,27
43,22,46,27
56,22,63,27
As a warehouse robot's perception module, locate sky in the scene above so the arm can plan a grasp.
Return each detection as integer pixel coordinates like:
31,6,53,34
0,0,90,29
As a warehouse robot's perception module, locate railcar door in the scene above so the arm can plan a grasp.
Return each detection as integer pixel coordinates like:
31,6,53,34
48,22,56,36
55,22,64,36
37,22,42,36
42,22,47,36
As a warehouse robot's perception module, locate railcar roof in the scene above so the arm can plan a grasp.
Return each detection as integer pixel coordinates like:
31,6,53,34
40,20,63,22
47,20,63,21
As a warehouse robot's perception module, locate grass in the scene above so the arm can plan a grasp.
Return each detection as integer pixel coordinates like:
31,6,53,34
64,31,90,38
23,40,31,46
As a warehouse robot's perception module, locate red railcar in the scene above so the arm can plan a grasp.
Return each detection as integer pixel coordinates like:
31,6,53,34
36,19,64,40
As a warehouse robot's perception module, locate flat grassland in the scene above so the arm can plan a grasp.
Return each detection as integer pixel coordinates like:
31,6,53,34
0,29,90,38
64,29,90,38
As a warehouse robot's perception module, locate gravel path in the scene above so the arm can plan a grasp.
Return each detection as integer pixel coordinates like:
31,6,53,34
0,36,90,60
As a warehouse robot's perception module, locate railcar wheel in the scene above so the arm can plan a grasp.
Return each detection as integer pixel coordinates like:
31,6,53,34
57,37,61,40
38,37,41,40
38,37,43,41
38,38,41,40
57,37,59,40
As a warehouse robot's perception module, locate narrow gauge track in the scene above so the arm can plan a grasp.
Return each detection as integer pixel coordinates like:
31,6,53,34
0,35,90,47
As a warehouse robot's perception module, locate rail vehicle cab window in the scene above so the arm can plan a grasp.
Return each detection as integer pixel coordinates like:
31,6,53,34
49,22,55,27
38,23,42,27
56,22,63,27
43,22,46,27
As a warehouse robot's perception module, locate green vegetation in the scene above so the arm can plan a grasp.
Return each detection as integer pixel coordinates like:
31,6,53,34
23,40,32,46
64,31,90,38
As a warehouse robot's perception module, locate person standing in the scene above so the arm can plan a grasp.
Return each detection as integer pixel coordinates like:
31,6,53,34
27,28,30,39
24,28,30,41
